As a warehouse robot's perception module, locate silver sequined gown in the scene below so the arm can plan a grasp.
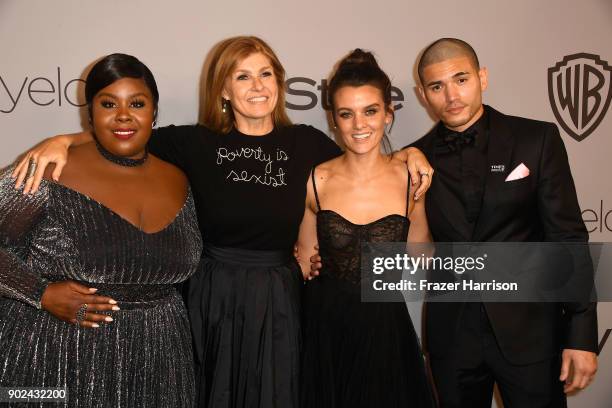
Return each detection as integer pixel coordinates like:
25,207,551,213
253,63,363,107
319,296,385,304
0,166,203,407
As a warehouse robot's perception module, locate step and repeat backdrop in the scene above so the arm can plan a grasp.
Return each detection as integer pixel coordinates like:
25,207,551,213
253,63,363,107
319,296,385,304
1,0,610,406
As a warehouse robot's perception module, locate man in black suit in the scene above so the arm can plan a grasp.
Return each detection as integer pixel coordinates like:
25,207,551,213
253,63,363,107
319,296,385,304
411,38,598,407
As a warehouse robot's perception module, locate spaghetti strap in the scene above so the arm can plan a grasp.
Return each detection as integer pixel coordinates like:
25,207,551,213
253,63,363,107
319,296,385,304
311,166,322,211
405,168,411,218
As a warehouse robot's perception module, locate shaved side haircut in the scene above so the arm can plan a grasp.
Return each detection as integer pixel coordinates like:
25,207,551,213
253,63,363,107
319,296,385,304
417,38,480,84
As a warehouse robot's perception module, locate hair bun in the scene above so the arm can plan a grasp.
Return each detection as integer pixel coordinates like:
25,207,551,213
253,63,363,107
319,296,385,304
340,48,377,68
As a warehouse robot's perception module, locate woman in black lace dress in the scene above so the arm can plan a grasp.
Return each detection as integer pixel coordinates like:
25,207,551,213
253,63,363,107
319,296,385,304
0,54,202,407
297,49,435,408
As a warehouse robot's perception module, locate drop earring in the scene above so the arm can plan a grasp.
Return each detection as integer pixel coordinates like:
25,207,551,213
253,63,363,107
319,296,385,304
222,99,228,113
385,115,394,135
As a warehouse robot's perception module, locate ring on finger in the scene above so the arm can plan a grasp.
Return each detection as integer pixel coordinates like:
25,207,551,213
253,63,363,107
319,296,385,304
26,158,37,179
75,303,88,325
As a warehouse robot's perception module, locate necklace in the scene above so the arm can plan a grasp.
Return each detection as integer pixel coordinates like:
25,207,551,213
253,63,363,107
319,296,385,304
95,139,148,167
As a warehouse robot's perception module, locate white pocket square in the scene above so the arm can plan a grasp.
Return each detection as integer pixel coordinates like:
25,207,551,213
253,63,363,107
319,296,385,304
505,163,530,181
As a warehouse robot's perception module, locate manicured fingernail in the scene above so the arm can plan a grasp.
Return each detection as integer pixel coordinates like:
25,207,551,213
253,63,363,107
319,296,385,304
104,316,113,322
112,306,120,311
92,323,100,328
108,299,117,304
89,288,98,292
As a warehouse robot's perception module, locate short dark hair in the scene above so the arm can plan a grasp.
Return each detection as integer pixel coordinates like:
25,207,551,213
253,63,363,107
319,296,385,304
417,38,480,84
85,53,159,121
328,48,394,152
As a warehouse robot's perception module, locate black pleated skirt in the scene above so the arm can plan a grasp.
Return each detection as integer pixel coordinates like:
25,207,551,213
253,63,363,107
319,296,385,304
301,276,435,408
187,245,301,408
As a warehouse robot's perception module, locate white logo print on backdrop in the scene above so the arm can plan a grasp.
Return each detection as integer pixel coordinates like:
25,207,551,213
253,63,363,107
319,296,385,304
216,146,289,187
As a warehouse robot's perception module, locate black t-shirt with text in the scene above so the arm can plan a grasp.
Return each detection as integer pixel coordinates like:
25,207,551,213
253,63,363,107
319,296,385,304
149,124,341,250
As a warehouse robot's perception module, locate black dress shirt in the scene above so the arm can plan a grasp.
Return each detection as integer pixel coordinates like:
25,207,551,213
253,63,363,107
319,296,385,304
433,107,490,239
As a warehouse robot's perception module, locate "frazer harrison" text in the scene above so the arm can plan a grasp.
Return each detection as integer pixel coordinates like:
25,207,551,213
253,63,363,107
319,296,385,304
372,279,518,292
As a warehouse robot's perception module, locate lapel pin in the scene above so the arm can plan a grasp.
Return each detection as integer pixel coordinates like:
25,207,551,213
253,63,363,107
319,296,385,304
491,165,505,173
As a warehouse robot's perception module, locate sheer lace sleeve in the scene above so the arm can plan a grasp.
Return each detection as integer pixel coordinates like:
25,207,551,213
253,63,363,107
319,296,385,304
0,165,49,308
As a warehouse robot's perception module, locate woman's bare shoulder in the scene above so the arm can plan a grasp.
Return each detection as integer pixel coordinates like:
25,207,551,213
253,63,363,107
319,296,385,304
43,143,93,182
387,157,411,189
314,155,343,178
149,155,188,187
389,156,409,175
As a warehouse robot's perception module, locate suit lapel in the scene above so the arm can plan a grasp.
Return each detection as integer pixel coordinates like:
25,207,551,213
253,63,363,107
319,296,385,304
471,106,516,241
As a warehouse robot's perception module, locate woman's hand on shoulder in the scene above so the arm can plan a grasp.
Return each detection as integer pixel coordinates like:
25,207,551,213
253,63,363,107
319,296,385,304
12,132,90,194
41,280,119,329
392,147,433,201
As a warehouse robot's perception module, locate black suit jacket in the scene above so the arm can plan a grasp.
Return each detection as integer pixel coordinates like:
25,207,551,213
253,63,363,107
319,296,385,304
410,106,598,365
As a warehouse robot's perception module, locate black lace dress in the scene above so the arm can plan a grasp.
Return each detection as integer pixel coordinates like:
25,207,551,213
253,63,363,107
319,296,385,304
301,168,434,408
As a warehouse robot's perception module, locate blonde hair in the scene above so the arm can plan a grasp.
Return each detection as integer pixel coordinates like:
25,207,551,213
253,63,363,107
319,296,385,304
202,36,292,134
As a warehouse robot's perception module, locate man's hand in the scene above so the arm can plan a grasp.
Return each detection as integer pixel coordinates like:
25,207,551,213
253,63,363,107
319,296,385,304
309,245,322,279
560,348,597,393
295,244,322,280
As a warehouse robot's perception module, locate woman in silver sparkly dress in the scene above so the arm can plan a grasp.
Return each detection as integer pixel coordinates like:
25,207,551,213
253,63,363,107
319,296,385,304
0,54,202,407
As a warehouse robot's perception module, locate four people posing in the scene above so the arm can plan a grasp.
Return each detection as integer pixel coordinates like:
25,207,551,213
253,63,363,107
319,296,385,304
3,35,598,408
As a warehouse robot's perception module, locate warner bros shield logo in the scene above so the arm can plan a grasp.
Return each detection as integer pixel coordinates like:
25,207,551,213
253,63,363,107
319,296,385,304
548,53,612,142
